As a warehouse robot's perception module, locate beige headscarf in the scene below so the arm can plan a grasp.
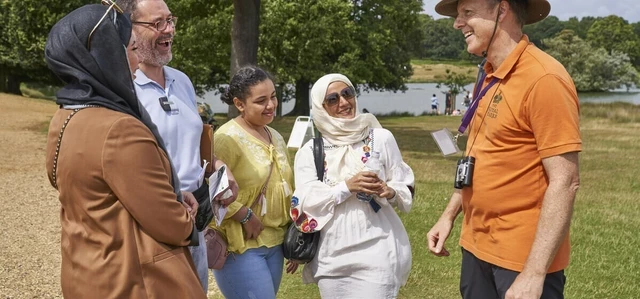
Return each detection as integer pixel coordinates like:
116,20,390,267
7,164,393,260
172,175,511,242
310,74,382,182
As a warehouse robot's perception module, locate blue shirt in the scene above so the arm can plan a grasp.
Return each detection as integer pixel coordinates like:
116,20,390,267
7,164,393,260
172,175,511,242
134,67,204,192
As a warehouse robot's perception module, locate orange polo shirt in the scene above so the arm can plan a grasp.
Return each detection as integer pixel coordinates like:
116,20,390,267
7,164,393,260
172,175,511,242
460,35,582,273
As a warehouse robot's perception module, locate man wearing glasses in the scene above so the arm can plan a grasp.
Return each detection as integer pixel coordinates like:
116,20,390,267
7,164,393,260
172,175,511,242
118,0,237,293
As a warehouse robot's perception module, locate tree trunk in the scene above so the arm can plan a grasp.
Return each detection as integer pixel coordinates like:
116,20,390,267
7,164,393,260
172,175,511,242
275,83,283,118
451,93,457,113
228,0,260,119
0,66,7,93
6,74,22,96
288,79,310,116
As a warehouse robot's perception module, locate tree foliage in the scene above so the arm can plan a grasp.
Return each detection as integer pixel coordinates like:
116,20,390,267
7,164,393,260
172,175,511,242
436,69,472,99
587,15,640,67
350,0,422,91
259,0,356,115
523,16,564,49
563,16,599,39
545,30,639,92
3,0,640,100
632,21,640,37
170,0,233,96
421,17,466,59
260,0,423,115
0,0,93,94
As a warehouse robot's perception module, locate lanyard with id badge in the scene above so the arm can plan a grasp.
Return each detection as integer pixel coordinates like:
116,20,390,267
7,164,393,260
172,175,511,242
158,96,180,115
431,60,499,189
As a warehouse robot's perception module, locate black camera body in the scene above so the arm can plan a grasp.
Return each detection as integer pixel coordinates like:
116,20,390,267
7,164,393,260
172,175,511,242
454,156,475,189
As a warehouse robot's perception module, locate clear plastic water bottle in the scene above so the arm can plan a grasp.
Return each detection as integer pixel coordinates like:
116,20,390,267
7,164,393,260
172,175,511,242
357,151,382,202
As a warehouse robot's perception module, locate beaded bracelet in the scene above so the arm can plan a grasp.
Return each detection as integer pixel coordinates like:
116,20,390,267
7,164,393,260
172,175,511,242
240,208,253,224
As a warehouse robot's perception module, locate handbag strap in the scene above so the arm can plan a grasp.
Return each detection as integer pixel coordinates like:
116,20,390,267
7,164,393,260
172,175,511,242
250,128,275,210
313,137,324,181
51,106,96,190
292,136,324,227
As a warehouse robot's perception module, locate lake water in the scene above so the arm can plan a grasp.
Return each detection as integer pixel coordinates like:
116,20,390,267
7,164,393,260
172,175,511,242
199,83,640,116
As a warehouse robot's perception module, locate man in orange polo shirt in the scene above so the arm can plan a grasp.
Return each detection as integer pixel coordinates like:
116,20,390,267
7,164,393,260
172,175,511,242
426,1,581,299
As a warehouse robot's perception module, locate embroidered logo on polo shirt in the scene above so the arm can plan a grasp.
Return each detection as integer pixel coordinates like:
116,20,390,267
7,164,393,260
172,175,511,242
487,90,503,119
492,91,503,104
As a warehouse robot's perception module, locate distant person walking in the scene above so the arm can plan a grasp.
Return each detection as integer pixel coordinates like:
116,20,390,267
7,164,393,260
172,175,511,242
430,94,439,115
463,91,471,107
445,91,453,115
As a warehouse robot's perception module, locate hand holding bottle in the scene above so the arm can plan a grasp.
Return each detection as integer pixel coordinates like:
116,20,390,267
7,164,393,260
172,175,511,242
346,171,382,194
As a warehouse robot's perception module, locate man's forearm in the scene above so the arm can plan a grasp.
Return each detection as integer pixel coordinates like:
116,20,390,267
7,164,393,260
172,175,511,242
442,190,463,221
522,179,578,275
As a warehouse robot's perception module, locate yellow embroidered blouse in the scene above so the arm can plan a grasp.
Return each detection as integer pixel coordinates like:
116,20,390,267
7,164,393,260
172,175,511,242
211,119,294,254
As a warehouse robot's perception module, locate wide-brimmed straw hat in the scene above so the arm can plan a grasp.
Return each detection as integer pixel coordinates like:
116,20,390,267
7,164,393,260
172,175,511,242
435,0,550,25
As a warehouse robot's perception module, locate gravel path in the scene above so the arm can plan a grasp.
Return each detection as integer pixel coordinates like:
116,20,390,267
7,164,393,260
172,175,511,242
0,94,221,298
1,94,61,298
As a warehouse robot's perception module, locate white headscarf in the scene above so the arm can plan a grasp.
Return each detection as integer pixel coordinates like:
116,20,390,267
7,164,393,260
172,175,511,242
310,74,381,145
310,74,382,182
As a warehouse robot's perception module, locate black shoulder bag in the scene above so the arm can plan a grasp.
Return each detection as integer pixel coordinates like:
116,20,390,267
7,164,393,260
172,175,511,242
283,137,323,264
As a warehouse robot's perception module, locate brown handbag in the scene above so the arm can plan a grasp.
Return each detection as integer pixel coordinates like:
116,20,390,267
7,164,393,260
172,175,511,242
204,228,229,270
200,124,214,177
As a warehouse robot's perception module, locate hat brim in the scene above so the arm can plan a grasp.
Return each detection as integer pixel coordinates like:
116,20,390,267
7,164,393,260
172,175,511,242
435,0,550,25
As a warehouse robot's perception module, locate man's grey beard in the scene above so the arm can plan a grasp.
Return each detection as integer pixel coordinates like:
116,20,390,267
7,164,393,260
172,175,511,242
138,51,173,66
137,44,172,67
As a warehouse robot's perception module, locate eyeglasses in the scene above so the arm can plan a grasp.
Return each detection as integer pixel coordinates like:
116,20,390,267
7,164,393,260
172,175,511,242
87,0,124,50
132,17,178,31
324,86,356,107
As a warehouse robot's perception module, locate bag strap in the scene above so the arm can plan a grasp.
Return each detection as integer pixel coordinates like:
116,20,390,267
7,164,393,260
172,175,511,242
51,107,96,190
291,136,324,227
250,128,275,210
313,137,324,181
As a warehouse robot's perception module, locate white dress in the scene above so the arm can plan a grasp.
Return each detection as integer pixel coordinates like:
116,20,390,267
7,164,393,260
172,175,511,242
291,128,414,299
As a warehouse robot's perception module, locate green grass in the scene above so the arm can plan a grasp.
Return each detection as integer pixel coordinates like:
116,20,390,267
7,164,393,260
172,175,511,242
580,102,640,123
20,82,59,100
24,86,636,297
212,104,640,298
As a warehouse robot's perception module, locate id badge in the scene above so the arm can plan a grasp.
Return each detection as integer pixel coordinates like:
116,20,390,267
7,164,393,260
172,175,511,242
431,128,461,156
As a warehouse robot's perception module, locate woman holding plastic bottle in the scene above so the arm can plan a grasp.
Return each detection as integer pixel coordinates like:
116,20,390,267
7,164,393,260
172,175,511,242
290,73,415,298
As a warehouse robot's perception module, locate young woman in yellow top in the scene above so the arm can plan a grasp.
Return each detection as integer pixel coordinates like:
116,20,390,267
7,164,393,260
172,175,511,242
211,66,297,298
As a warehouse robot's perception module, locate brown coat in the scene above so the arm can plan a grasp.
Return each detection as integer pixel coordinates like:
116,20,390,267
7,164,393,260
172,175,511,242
45,108,206,299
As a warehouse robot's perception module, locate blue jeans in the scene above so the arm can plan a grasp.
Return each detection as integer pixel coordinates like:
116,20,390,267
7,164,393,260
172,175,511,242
213,245,284,299
189,231,208,292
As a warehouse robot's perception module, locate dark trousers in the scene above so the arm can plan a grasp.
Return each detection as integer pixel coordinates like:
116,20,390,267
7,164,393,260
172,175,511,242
460,248,566,299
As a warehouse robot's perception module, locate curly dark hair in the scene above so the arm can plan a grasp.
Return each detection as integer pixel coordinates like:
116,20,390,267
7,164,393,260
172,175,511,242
220,66,273,105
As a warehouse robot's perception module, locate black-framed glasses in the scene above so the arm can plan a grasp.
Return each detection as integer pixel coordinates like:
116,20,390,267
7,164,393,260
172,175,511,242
132,17,178,31
87,0,124,50
324,86,356,107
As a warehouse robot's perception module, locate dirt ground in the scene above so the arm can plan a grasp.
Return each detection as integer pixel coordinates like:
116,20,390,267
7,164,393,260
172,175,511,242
0,94,220,298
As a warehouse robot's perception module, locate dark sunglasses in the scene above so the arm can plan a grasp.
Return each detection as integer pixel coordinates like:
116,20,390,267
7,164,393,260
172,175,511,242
324,86,356,107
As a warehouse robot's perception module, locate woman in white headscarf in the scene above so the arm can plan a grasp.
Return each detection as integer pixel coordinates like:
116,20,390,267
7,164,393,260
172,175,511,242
290,74,415,298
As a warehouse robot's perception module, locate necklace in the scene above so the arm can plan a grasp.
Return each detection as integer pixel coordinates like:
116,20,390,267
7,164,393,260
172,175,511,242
239,117,270,144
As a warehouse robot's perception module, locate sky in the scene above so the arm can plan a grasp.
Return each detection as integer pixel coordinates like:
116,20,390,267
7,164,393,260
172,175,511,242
422,0,640,23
